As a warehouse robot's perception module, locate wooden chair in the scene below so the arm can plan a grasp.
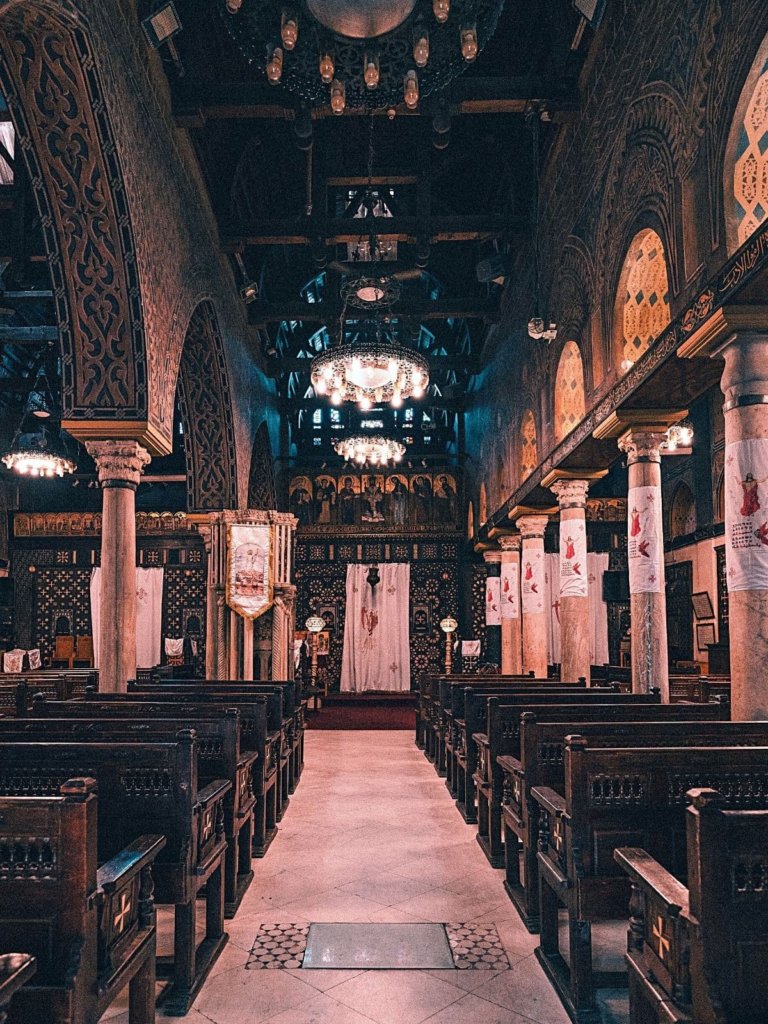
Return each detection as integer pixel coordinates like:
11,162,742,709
73,636,93,668
616,787,768,1023
53,635,75,669
0,777,164,1024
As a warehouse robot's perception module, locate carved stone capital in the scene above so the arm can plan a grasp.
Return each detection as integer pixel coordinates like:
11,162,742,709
618,430,665,465
498,534,521,554
482,550,502,565
516,515,549,540
86,440,151,489
550,479,590,509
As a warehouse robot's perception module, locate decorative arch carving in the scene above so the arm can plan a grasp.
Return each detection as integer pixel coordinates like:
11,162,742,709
0,3,149,426
176,301,238,511
247,422,278,510
553,341,586,443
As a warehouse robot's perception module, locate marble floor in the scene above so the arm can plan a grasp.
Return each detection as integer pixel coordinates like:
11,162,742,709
103,729,624,1024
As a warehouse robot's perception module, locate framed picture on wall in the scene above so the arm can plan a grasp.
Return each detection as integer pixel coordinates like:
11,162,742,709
696,622,716,650
691,591,714,620
411,602,432,635
317,604,338,637
316,631,330,656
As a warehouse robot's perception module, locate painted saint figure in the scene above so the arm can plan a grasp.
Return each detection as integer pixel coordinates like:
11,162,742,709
564,535,575,559
740,472,761,517
630,507,641,537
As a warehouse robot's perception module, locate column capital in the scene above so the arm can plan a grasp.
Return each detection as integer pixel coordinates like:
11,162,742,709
550,478,590,508
499,534,521,553
483,550,502,565
517,514,549,540
618,429,666,465
717,332,768,408
85,440,151,489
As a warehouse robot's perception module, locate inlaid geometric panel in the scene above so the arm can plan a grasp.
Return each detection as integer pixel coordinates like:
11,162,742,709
621,228,671,365
554,341,586,443
36,569,92,663
734,56,768,245
520,409,538,481
162,566,207,671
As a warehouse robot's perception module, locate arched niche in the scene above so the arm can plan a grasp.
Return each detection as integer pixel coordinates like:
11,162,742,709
247,422,278,510
724,33,768,254
479,482,488,526
553,341,586,443
669,481,696,538
0,4,152,435
520,409,538,481
176,301,238,511
614,228,671,372
467,501,475,541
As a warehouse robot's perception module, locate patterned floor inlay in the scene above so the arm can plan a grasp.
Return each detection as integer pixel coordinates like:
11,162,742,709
246,922,512,971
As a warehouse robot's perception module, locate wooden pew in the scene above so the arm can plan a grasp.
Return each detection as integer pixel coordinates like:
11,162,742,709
41,692,281,858
468,688,663,856
0,776,164,1024
533,739,768,1024
0,709,257,917
0,735,230,1016
616,787,768,1024
499,711,758,932
0,955,36,1024
125,680,301,810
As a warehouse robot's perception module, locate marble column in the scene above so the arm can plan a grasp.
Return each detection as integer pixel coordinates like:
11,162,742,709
517,515,549,678
498,535,522,674
86,440,150,693
551,480,591,684
483,550,502,668
618,430,669,701
719,332,768,719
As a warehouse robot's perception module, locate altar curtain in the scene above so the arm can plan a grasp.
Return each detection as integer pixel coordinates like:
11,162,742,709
90,567,164,669
340,563,410,692
545,552,609,668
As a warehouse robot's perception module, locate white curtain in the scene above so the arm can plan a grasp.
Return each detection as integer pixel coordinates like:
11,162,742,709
545,552,610,668
90,567,164,669
341,563,410,692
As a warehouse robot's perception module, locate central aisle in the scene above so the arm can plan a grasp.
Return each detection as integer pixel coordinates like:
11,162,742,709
165,731,571,1024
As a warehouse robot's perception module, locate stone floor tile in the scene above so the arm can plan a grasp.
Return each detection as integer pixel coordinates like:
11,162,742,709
330,969,465,1024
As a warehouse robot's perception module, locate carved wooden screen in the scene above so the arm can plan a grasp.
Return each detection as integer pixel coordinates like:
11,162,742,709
554,341,586,443
734,54,768,245
247,422,277,510
666,560,693,663
520,409,537,480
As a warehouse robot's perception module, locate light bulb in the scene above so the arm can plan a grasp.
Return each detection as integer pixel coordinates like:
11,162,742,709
433,0,450,23
315,379,327,395
412,369,423,387
266,46,283,84
331,390,342,405
280,10,298,50
226,0,243,12
391,392,403,408
363,53,380,91
413,29,429,68
359,395,372,411
413,384,424,399
330,78,346,115
460,24,478,62
319,53,335,84
404,70,419,110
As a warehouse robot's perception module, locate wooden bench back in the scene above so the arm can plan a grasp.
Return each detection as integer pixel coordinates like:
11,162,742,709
127,678,298,716
78,690,281,735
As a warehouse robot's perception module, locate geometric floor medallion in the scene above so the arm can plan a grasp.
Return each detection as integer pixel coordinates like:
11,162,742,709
246,922,512,971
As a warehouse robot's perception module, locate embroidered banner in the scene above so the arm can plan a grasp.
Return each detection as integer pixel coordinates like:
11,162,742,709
227,523,273,619
485,576,501,625
500,562,519,619
724,438,768,591
522,549,545,614
627,486,662,594
559,520,588,598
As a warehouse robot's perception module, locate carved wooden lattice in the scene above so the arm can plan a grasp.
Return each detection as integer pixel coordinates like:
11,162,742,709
620,229,671,365
554,341,586,443
248,422,277,510
734,54,768,245
177,301,238,511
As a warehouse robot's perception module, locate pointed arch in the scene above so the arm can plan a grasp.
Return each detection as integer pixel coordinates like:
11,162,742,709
247,422,278,510
0,3,152,435
553,341,586,443
669,481,696,538
176,301,238,511
614,228,671,371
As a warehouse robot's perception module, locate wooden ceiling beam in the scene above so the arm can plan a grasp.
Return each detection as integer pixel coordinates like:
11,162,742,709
248,297,500,326
0,325,58,343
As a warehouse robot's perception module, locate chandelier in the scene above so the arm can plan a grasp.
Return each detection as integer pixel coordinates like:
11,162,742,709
2,426,76,478
221,0,506,112
662,420,694,452
311,332,429,409
334,435,406,465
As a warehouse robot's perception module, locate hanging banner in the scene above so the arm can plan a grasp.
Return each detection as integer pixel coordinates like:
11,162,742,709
521,549,545,614
559,520,588,598
485,576,501,626
226,523,273,619
627,486,662,594
500,561,519,619
724,438,768,591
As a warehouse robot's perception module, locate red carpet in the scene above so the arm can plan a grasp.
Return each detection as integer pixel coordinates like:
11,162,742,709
307,693,416,730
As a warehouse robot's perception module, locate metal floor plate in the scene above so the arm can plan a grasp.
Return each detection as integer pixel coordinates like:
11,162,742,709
302,922,455,969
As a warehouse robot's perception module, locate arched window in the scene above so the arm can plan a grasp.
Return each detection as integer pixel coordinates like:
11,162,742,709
554,341,586,442
715,472,725,523
617,228,671,370
520,409,537,480
669,482,696,538
732,50,768,247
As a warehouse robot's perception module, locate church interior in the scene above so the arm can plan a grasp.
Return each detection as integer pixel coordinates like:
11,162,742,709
1,1,768,1022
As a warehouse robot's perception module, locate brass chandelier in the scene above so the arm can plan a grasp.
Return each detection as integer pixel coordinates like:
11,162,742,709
333,434,406,465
